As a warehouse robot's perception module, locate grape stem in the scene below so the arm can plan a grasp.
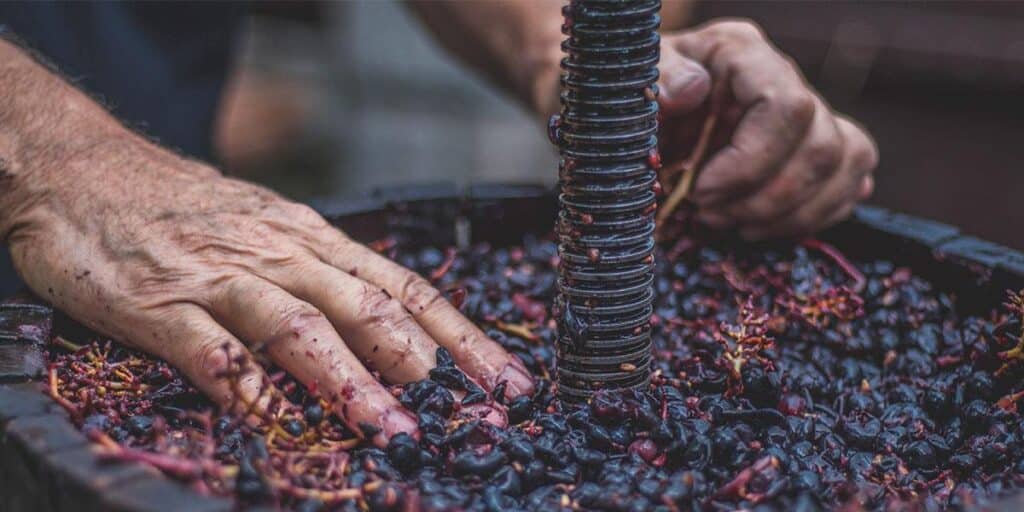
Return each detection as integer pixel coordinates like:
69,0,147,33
799,238,866,292
996,290,1024,375
656,78,728,230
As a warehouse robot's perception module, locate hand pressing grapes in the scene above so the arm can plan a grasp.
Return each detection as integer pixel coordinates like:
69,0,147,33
0,41,532,448
655,20,879,239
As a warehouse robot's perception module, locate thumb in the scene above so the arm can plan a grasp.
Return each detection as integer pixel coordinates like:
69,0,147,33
658,46,711,115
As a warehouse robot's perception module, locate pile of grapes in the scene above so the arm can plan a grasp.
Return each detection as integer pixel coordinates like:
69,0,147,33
46,234,1024,511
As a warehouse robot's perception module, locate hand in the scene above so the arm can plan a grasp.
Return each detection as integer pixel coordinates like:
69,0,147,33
656,19,879,239
3,138,533,447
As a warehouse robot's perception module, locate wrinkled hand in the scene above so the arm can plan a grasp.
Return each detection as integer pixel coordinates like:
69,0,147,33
5,140,532,446
656,19,879,239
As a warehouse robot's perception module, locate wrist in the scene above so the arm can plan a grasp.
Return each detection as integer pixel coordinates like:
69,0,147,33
0,38,157,240
0,130,137,239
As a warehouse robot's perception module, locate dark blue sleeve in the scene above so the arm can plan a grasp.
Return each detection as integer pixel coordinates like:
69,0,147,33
0,2,243,161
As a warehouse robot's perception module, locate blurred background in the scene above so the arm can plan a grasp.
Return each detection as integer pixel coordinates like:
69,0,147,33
214,1,556,200
218,1,1024,251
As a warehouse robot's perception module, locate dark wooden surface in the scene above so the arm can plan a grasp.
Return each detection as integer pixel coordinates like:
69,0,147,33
2,185,1024,510
0,301,234,512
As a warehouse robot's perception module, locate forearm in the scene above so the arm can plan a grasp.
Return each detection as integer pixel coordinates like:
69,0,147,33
406,0,697,121
404,0,564,119
0,38,190,241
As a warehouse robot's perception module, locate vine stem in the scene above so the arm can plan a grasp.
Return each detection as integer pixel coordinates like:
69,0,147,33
47,366,82,423
89,429,207,480
656,79,728,229
800,237,866,292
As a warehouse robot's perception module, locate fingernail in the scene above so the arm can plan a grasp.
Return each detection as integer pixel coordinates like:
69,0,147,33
381,408,419,440
462,403,508,428
497,359,535,399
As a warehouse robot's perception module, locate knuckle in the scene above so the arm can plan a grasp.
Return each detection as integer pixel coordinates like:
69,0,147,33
194,339,233,380
172,220,265,259
401,273,444,315
284,203,328,229
714,19,765,43
804,141,843,182
362,286,407,322
777,90,816,128
274,303,329,340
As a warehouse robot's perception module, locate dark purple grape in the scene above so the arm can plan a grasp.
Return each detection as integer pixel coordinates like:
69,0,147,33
452,448,507,477
303,404,324,425
386,433,421,474
125,415,154,437
902,440,938,470
282,418,304,437
49,225,1024,511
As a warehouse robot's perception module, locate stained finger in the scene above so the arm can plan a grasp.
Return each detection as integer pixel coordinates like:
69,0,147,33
273,263,509,426
209,275,417,446
318,236,534,400
265,262,439,383
146,303,280,419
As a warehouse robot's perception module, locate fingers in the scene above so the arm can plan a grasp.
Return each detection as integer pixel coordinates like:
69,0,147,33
208,275,417,447
737,116,878,240
688,49,815,201
669,23,816,204
265,262,439,384
144,303,278,418
657,40,711,114
318,235,535,400
257,260,510,427
699,95,843,225
659,19,878,239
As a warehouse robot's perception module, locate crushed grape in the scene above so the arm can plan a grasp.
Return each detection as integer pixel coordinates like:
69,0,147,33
42,234,1024,511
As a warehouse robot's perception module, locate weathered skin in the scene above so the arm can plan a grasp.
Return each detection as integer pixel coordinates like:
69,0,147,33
3,140,532,444
654,21,878,239
0,41,531,445
412,6,877,238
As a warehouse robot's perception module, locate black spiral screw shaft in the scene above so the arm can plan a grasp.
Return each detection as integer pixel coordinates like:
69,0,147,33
551,0,661,400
